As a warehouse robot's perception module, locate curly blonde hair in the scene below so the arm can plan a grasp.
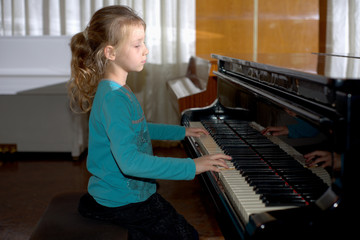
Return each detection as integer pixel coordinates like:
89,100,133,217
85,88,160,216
68,5,145,113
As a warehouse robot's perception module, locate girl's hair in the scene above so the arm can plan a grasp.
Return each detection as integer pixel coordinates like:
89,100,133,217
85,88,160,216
68,5,146,113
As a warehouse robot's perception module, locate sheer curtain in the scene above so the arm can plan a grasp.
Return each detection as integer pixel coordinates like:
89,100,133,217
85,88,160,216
0,0,195,124
325,0,360,78
326,0,360,54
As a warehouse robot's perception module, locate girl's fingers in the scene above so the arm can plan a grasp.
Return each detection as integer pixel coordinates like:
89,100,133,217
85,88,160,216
209,153,232,161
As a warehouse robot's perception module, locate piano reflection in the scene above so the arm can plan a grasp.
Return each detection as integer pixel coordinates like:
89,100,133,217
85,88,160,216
181,53,358,239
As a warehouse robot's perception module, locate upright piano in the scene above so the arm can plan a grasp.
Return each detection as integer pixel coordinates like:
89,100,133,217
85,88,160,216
181,53,358,239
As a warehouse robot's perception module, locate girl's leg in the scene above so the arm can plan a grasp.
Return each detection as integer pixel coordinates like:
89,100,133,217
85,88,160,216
78,192,198,240
129,193,198,240
78,193,151,240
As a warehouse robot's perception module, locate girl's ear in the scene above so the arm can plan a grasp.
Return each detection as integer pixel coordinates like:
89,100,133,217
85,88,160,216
104,45,116,61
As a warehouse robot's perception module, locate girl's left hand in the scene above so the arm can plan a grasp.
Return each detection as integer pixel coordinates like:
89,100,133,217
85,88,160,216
185,127,209,138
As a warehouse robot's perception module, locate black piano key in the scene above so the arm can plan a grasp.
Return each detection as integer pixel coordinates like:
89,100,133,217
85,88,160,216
252,184,289,191
255,187,295,194
253,184,290,191
248,179,286,187
224,147,255,152
213,135,239,139
231,158,263,163
244,174,282,179
231,157,263,161
261,192,300,198
239,169,275,175
261,196,307,204
234,164,269,169
261,195,307,207
225,150,257,156
235,163,266,169
292,184,328,193
264,155,297,159
264,201,307,207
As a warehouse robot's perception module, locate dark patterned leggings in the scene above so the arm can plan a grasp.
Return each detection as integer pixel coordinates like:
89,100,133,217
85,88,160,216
78,192,199,240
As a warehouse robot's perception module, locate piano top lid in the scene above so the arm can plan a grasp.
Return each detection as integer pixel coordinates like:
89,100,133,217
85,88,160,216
211,52,360,82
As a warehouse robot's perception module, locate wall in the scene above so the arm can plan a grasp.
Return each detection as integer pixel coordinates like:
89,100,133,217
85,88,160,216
0,37,87,157
196,0,324,57
0,36,71,94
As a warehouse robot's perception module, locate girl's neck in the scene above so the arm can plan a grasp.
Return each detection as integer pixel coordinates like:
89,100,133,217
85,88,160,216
103,71,128,86
103,60,129,86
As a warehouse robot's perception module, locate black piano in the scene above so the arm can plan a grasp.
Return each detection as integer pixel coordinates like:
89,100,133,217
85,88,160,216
181,53,358,239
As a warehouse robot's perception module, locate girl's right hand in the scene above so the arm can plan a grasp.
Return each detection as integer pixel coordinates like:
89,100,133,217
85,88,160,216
194,154,232,175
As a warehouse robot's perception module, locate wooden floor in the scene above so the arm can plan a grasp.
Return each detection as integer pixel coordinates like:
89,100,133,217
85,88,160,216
0,145,224,240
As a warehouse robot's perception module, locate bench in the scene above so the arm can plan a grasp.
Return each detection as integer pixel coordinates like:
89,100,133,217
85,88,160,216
29,192,128,240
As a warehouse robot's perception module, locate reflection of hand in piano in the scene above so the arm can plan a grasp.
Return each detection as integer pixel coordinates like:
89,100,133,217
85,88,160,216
261,126,289,136
194,153,232,174
304,151,342,170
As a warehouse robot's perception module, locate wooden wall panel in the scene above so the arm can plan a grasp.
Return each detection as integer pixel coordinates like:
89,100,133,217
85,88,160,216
196,0,254,56
257,0,319,53
189,0,323,115
196,0,321,56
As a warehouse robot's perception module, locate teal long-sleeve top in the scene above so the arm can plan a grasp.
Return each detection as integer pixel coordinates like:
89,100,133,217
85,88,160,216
87,80,196,207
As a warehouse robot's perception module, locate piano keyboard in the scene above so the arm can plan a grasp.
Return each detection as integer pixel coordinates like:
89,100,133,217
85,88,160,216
189,120,331,224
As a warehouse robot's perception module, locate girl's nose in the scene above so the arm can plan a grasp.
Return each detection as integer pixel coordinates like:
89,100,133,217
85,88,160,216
144,45,149,55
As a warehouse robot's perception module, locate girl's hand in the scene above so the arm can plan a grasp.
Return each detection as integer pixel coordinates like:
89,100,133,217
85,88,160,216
194,154,232,174
185,127,209,138
261,126,289,136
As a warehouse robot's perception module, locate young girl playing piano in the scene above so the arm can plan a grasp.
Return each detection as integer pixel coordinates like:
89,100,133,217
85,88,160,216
68,5,230,240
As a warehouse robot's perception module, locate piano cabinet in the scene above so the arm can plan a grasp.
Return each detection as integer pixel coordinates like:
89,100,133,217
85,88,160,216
181,53,355,239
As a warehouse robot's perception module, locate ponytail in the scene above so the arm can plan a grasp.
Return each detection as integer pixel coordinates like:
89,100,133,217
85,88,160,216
68,31,103,113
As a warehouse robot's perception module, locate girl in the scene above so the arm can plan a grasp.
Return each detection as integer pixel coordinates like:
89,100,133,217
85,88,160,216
68,5,230,240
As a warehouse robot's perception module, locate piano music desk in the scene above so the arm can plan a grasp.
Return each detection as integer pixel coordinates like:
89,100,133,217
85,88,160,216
167,56,218,116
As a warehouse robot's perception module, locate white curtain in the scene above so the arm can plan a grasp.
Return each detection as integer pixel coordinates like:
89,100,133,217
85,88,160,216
0,0,195,124
326,0,360,54
325,0,360,78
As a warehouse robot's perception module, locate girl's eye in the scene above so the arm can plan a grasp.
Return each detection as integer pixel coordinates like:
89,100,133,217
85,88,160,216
135,42,145,48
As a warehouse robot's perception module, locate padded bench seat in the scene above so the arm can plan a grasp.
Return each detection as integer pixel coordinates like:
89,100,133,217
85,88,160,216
30,192,128,240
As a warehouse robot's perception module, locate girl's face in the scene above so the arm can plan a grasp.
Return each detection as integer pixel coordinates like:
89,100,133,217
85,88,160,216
114,25,149,73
